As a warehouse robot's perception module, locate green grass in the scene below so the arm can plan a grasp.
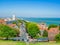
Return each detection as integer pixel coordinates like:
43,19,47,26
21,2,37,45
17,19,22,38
0,40,60,45
30,42,60,45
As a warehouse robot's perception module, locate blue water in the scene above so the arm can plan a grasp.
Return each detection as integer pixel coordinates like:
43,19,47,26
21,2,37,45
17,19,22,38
19,17,60,25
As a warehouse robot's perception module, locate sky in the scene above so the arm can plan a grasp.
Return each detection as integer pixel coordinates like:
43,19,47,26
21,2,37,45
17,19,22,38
0,0,60,18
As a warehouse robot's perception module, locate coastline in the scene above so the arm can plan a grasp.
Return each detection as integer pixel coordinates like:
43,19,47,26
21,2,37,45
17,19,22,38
18,17,60,25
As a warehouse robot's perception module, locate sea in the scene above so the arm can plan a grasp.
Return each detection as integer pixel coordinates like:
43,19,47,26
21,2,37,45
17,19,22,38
19,17,60,25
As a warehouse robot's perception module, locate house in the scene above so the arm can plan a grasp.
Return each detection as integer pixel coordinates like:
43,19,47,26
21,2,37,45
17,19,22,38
48,28,59,41
48,27,59,41
6,20,16,24
37,24,60,41
37,23,47,36
8,24,18,28
37,23,47,30
4,15,16,22
0,19,6,24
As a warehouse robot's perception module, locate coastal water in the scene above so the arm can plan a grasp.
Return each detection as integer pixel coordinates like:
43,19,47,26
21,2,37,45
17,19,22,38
19,17,60,25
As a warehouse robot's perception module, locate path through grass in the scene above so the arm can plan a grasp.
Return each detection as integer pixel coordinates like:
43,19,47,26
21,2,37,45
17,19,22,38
0,40,60,45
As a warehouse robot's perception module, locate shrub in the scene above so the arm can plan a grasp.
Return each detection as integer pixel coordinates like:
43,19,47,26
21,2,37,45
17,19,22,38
55,33,60,41
48,24,58,30
59,24,60,30
26,22,40,38
0,24,18,40
43,30,48,37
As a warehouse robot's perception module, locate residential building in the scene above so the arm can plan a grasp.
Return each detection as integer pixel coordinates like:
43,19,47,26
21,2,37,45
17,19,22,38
0,19,6,24
48,28,59,41
37,24,60,41
37,23,47,36
8,24,18,28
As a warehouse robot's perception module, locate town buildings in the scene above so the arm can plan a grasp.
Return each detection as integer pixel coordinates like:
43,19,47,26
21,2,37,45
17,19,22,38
0,16,60,41
4,15,16,22
38,23,60,41
0,15,18,29
48,27,59,41
0,19,6,24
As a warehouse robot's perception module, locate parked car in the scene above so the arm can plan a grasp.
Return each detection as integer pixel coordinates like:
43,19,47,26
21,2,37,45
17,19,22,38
37,37,49,42
9,37,29,42
9,37,21,41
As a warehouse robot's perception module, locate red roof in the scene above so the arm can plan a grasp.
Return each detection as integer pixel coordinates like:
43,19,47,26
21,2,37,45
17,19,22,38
8,24,16,27
48,28,59,34
0,19,5,23
37,24,48,30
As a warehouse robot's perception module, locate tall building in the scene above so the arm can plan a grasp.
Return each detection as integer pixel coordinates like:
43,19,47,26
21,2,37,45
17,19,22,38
12,14,16,20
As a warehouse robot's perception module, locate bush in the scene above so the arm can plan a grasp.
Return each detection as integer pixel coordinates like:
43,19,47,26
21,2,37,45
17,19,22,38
48,24,58,30
55,33,60,41
0,24,18,40
43,30,48,37
59,24,60,30
26,22,40,38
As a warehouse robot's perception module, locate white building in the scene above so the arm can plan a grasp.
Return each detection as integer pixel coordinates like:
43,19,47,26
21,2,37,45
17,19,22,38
4,14,16,21
12,14,16,20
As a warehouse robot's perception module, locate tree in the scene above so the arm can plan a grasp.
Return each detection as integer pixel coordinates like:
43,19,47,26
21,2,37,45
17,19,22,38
12,21,17,24
48,24,58,30
43,30,48,37
55,33,60,41
26,22,40,38
0,24,18,40
16,19,27,28
59,24,60,30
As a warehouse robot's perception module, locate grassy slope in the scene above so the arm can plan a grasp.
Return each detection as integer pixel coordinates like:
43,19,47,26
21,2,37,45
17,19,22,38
0,40,60,45
30,42,60,45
